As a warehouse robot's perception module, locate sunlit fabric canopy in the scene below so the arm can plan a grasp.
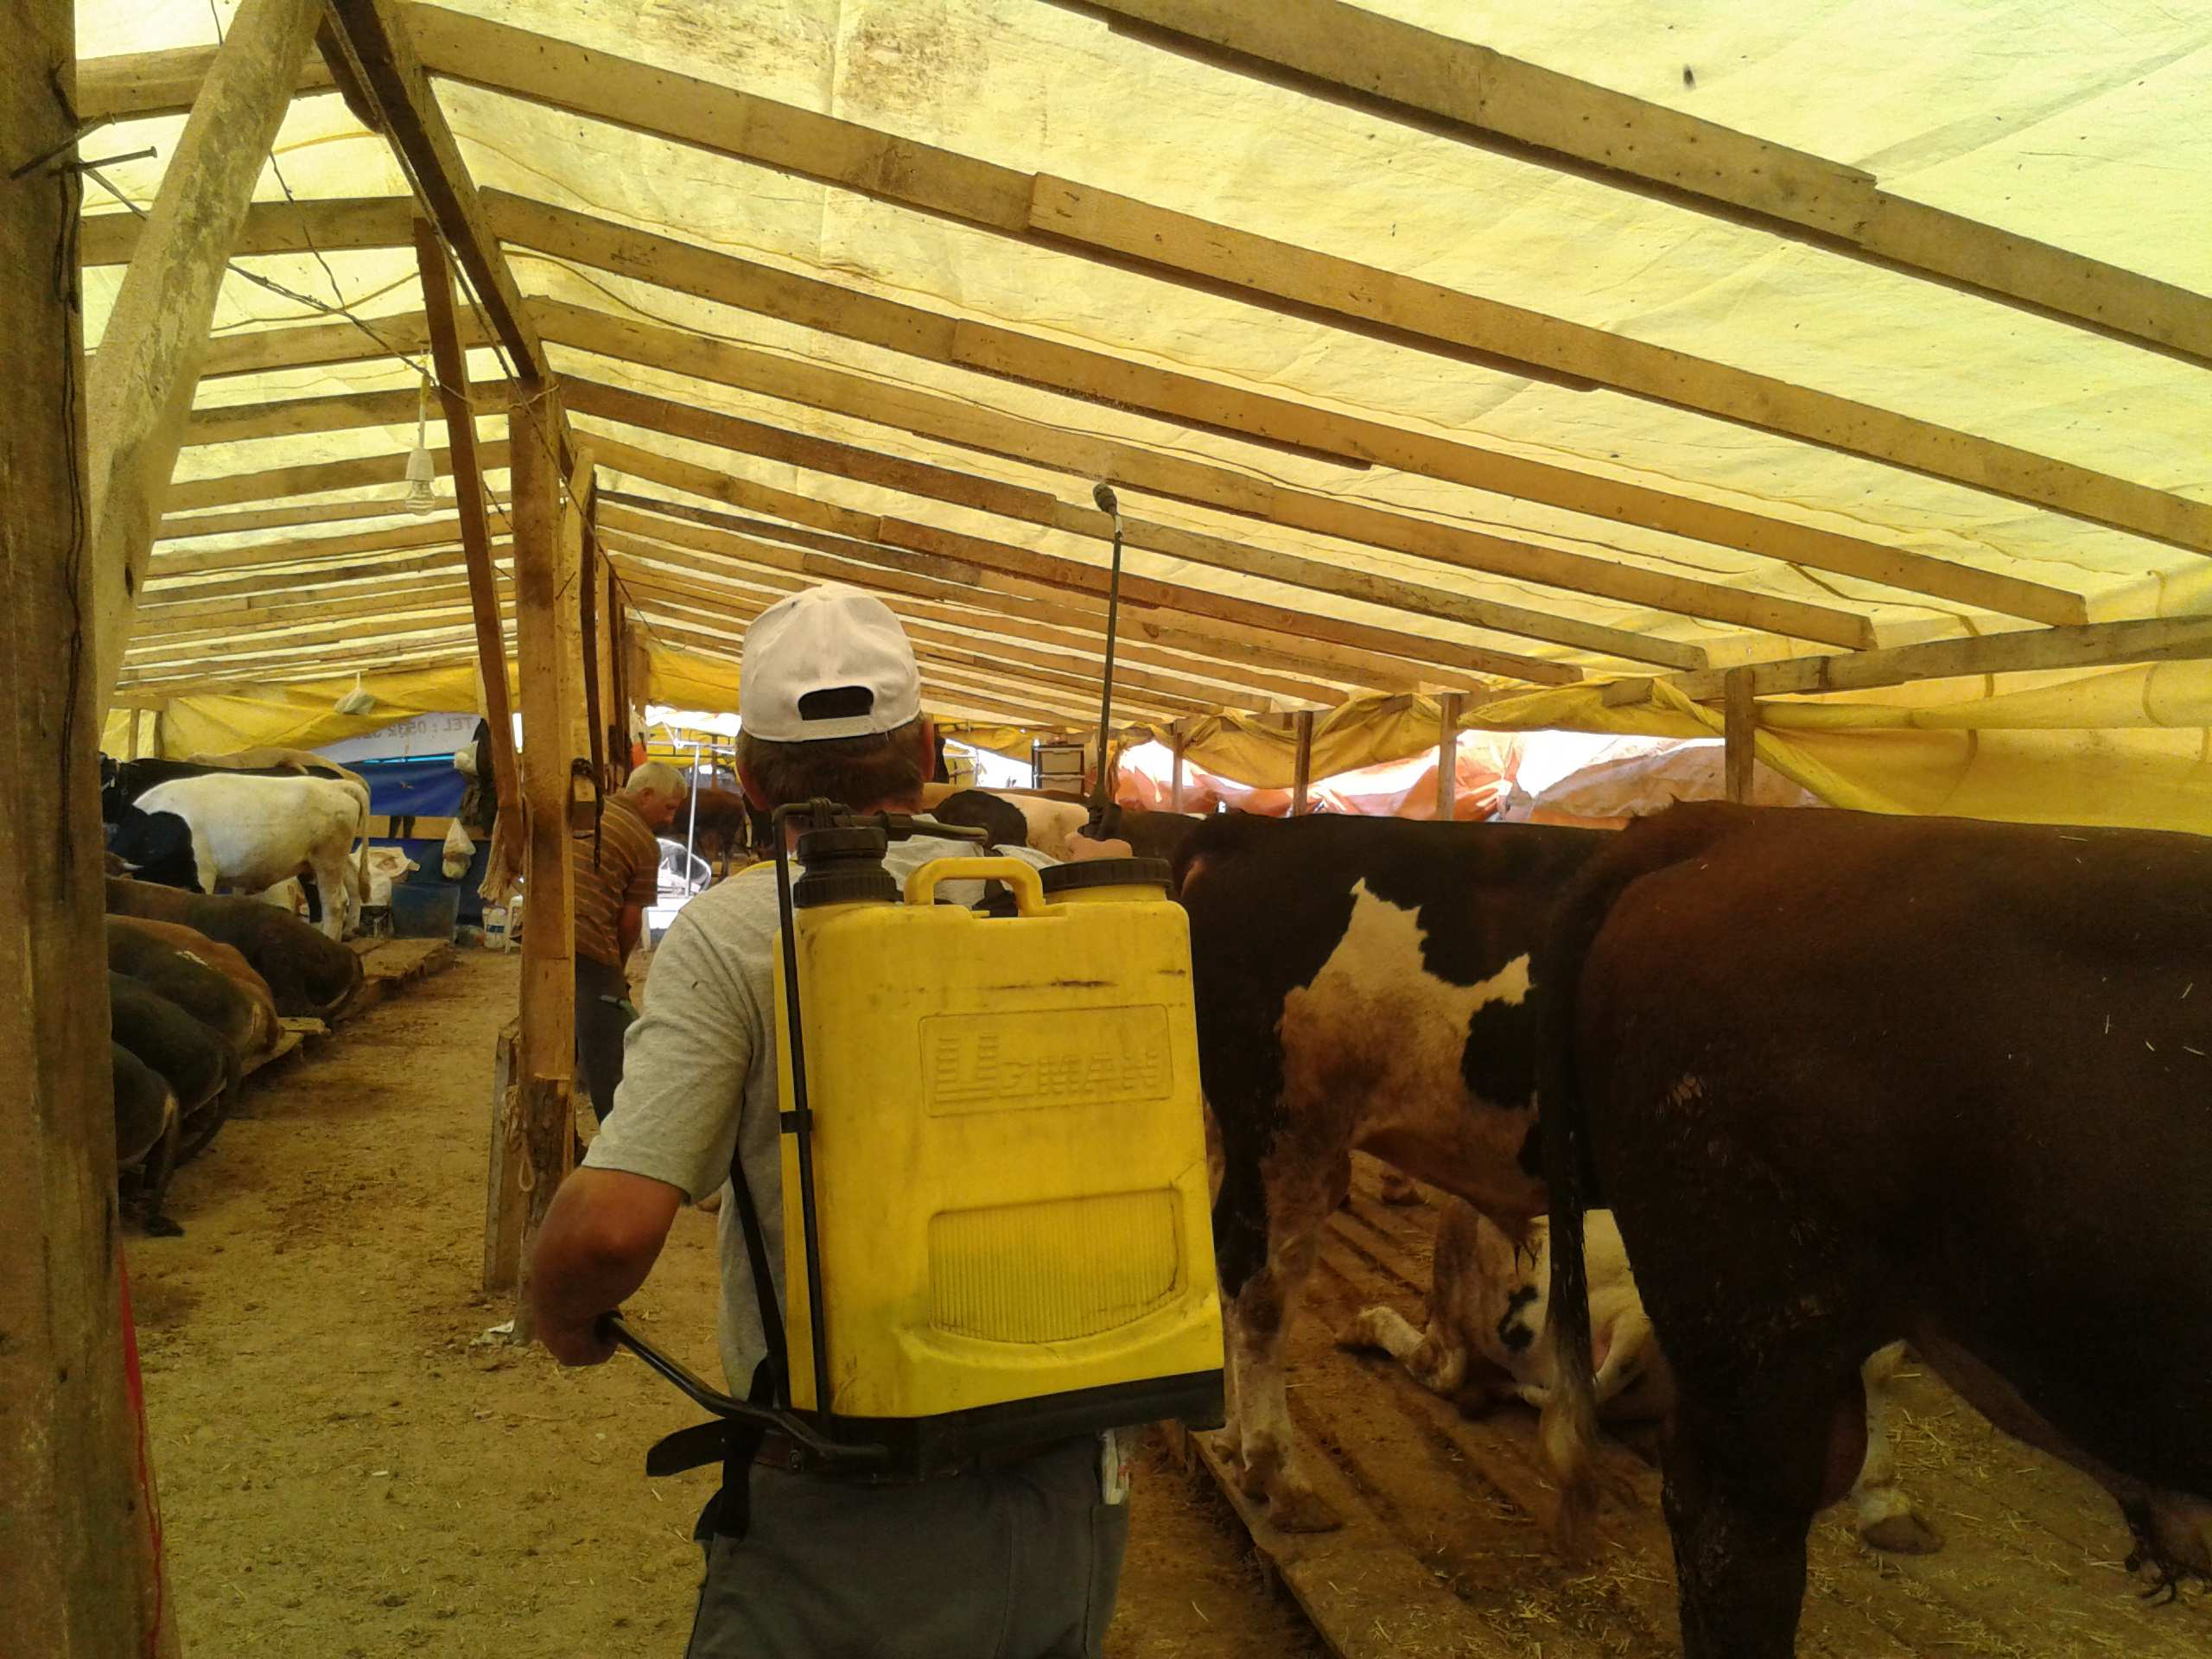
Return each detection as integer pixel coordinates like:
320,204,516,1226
79,0,2212,825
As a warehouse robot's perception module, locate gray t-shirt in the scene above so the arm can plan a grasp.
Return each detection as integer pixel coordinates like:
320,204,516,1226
584,835,1055,1394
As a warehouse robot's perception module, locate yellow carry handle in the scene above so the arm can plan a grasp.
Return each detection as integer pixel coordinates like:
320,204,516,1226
903,857,1046,914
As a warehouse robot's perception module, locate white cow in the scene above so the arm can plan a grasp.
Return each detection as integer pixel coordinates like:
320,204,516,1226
134,775,368,940
188,748,372,911
1343,1199,1942,1553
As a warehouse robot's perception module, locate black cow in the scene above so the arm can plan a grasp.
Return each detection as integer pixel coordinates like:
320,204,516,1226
105,803,204,891
109,971,237,1166
1173,811,1608,1531
926,789,1030,851
105,876,362,1020
1536,804,2212,1656
112,1043,182,1236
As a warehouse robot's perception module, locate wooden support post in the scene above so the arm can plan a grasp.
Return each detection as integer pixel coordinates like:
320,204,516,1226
499,391,577,1316
1723,666,1757,804
1169,738,1186,813
124,709,142,761
1433,690,1465,822
575,461,608,795
1290,709,1315,816
597,562,622,786
622,620,652,743
1,8,175,1645
84,0,321,721
414,217,518,823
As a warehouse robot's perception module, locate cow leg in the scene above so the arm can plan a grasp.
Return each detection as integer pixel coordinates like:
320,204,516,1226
1850,1342,1942,1553
306,848,351,939
1227,1212,1339,1530
1210,1112,1347,1532
1661,1379,1847,1659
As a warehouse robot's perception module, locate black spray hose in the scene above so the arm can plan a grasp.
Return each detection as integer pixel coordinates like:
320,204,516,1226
597,1313,883,1467
1088,481,1124,840
772,800,836,1425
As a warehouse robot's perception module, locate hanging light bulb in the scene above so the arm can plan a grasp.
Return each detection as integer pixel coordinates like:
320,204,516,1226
402,372,442,514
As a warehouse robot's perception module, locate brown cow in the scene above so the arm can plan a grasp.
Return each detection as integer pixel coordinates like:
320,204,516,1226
1536,804,2212,1655
105,876,361,1020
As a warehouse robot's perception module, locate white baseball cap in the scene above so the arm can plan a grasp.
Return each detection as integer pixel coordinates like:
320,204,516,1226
739,584,923,741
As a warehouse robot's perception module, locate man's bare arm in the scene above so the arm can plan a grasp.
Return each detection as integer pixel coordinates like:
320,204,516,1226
528,1166,684,1364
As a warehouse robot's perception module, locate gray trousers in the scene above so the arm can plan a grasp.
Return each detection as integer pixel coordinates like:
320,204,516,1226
575,955,633,1127
685,1436,1128,1659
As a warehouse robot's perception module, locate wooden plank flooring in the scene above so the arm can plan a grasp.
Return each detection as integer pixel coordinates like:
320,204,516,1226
1187,1158,2212,1658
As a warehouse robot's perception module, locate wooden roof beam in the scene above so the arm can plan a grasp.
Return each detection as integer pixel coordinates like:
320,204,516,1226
165,439,512,513
320,0,550,387
1640,616,2212,702
1077,0,2212,369
144,547,492,607
584,435,1549,685
638,588,1214,719
568,378,1675,671
493,194,2085,626
84,0,324,721
543,300,1869,649
596,452,1493,693
373,11,2204,553
636,611,1111,725
94,181,2087,623
416,213,520,824
616,560,1294,715
606,533,1348,706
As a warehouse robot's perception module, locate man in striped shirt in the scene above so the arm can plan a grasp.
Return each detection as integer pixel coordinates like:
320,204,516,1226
574,760,686,1127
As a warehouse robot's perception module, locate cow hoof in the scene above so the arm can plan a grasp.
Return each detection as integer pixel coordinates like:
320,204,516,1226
1860,1510,1944,1554
1264,1484,1345,1533
140,1214,186,1239
1376,1172,1424,1206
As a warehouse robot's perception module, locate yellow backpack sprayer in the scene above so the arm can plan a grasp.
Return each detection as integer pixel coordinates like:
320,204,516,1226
601,797,1224,1510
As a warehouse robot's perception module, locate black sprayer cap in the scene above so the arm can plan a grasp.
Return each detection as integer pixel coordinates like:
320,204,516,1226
1038,857,1172,896
792,825,898,909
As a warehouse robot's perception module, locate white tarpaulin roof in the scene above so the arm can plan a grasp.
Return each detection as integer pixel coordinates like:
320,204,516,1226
77,0,2212,824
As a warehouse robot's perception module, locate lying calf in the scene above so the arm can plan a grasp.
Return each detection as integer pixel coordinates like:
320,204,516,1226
1343,1198,1940,1554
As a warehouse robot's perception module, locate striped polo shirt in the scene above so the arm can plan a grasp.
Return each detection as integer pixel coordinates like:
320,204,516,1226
572,794,662,969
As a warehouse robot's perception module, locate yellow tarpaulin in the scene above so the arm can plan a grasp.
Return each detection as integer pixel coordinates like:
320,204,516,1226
1154,666,2212,836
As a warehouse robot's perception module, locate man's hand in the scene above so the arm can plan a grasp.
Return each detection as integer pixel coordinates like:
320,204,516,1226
527,1166,683,1365
1064,833,1135,861
537,1309,620,1367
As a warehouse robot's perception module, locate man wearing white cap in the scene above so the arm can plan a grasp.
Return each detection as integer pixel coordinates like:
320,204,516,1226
529,585,1131,1657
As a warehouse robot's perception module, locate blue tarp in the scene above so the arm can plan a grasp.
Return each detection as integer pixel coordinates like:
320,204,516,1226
356,754,468,819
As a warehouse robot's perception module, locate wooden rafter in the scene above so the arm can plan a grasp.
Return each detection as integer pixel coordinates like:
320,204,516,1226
491,195,2089,625
113,183,2091,626
603,493,1452,690
586,435,1552,685
606,533,1345,706
1643,617,2212,702
565,377,1698,670
320,0,550,386
1078,0,2212,369
617,560,1289,716
83,0,323,719
346,8,2205,554
548,315,1867,650
165,440,512,512
416,213,521,826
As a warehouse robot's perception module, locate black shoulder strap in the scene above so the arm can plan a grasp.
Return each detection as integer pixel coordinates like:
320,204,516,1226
726,1121,788,1405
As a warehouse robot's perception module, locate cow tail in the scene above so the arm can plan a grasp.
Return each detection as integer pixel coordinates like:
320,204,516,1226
1534,837,1645,1557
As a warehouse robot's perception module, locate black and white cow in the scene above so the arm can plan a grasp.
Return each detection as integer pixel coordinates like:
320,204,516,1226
1174,811,1934,1553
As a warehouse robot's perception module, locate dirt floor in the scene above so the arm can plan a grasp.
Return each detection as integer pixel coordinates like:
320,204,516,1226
130,950,1322,1659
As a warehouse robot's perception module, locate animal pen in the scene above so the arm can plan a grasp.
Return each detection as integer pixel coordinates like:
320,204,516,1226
5,0,2210,1653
